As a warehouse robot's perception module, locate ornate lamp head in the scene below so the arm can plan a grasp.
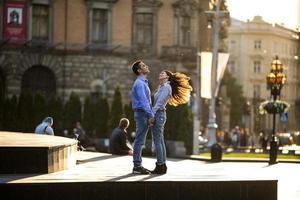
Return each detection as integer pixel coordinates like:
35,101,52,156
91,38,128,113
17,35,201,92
271,56,283,73
276,72,286,85
266,72,276,85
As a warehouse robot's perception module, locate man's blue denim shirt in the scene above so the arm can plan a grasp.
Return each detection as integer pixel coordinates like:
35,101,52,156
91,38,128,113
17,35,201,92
131,75,154,118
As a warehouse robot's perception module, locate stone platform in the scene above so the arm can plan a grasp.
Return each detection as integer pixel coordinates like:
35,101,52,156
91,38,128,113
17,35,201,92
3,132,300,200
0,151,280,200
0,132,77,174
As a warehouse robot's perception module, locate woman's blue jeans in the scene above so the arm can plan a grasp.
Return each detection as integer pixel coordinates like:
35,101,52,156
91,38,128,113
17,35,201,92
152,111,167,165
133,111,149,167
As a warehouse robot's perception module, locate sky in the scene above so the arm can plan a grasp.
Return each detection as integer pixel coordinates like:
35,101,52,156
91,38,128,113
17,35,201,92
226,0,299,30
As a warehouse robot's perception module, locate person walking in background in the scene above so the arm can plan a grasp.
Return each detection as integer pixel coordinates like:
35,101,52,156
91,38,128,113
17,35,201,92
223,130,231,147
131,60,154,175
231,126,240,150
109,118,133,155
73,122,86,146
240,128,247,147
35,117,54,135
151,70,192,174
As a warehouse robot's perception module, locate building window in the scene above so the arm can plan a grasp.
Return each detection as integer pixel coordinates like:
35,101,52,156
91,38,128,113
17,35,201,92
132,0,162,54
177,16,191,46
228,60,235,73
254,61,261,73
254,40,261,50
229,40,236,50
136,13,153,49
32,4,50,41
253,85,261,99
173,1,199,47
91,9,108,44
86,1,117,46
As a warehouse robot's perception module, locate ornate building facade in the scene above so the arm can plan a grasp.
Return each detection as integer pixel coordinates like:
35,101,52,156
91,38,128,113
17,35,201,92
0,0,212,103
227,16,300,133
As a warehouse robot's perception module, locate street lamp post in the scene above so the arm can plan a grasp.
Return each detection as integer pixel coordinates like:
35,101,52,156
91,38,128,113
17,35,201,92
192,49,200,155
205,0,228,147
266,56,286,164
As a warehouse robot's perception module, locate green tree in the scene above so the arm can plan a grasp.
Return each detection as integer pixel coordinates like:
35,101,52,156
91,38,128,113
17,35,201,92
2,95,18,131
165,105,176,140
48,96,64,135
83,96,95,137
64,92,82,133
33,92,47,126
95,97,110,138
109,86,123,131
17,90,34,132
165,104,193,154
176,104,193,154
0,72,5,129
124,102,134,141
222,70,246,128
0,95,4,130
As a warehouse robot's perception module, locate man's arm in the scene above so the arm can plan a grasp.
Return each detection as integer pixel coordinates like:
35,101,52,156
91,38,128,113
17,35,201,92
45,127,54,135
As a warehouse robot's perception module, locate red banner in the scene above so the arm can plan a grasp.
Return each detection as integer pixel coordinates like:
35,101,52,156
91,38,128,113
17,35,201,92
3,1,27,43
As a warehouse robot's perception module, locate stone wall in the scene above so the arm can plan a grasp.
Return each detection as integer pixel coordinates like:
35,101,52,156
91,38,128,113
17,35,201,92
0,49,197,104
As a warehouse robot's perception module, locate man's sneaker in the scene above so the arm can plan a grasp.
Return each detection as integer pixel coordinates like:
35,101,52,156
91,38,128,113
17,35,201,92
132,166,151,175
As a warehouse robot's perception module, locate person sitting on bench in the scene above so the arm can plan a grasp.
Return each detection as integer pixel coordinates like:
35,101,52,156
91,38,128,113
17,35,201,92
109,118,133,155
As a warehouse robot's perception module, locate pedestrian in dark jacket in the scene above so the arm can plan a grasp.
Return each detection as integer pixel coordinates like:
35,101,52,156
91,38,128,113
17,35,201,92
109,118,133,155
73,122,87,147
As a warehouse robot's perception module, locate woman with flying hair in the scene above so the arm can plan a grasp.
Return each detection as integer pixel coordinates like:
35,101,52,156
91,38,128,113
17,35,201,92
151,70,192,174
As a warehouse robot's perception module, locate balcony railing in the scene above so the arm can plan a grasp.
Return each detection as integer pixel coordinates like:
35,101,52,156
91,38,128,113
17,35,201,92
161,45,196,61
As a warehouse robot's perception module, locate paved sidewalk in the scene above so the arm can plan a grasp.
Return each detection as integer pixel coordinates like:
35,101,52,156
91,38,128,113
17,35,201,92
1,151,299,200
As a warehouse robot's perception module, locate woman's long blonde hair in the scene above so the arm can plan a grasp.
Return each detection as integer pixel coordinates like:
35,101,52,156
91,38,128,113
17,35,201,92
165,70,192,106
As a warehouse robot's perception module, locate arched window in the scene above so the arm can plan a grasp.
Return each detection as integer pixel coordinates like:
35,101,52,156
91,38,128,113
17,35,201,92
21,65,56,96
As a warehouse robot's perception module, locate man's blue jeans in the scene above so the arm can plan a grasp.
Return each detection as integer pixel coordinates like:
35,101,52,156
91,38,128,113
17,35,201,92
133,111,149,167
152,111,167,165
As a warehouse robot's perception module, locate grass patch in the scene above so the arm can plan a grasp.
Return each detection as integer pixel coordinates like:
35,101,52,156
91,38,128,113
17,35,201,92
199,152,300,160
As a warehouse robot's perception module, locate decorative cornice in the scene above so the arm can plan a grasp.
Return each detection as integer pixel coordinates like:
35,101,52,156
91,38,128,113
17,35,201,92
30,0,51,5
85,0,118,3
133,0,163,8
173,0,200,17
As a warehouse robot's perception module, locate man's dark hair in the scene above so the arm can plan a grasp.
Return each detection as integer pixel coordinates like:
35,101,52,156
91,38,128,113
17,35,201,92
119,118,129,129
132,60,141,75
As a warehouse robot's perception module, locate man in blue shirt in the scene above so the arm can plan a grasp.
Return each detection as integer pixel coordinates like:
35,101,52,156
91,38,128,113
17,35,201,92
131,60,154,174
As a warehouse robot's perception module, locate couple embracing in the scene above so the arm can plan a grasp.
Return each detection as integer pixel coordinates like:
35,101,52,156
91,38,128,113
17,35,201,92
131,60,192,175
